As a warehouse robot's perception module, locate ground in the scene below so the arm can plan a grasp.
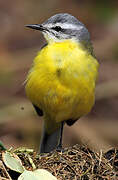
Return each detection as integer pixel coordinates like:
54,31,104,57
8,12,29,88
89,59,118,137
0,145,118,179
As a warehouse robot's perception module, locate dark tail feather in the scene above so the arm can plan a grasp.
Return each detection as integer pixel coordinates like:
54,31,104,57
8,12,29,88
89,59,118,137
39,122,63,153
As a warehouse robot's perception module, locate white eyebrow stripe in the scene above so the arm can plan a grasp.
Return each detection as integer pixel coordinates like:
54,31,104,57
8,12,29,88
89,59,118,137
45,23,83,30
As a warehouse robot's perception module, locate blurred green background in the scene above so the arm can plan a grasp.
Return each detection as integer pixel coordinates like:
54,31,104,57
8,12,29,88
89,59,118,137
0,0,118,152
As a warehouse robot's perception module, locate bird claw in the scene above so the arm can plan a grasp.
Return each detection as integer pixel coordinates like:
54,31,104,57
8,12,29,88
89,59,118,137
56,145,64,153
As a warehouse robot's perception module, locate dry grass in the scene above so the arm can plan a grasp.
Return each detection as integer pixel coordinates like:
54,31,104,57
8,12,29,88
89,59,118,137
0,145,118,179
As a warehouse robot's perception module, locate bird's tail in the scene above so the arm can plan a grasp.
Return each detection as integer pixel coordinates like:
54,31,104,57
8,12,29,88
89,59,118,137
39,121,62,153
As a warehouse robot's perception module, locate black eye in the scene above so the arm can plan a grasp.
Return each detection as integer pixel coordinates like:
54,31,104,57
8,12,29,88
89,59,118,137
52,26,62,32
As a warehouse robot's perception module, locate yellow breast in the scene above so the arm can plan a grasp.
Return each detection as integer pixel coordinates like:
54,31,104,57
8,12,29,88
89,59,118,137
25,40,99,122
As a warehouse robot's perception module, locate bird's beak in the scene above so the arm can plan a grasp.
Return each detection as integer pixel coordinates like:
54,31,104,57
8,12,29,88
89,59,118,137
25,24,46,31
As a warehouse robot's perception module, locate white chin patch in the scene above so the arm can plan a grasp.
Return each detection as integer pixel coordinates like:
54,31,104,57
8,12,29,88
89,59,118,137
43,32,67,42
43,32,58,42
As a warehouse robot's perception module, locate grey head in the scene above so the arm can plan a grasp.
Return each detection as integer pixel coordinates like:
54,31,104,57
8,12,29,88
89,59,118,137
26,13,93,53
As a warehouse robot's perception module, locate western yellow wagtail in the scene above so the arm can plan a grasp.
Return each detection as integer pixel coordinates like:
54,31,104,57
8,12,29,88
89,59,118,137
25,13,99,153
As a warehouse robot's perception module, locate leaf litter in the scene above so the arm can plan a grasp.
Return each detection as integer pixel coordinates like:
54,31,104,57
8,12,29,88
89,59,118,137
0,144,118,179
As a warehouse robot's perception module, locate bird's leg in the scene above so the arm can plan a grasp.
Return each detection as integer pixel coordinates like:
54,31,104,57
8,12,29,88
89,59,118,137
56,121,64,152
0,141,6,151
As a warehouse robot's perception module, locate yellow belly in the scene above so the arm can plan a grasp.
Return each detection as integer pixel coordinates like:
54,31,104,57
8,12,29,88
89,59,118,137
25,40,99,123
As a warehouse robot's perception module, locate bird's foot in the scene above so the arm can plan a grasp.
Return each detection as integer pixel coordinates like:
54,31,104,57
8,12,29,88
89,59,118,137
56,145,64,153
0,141,6,151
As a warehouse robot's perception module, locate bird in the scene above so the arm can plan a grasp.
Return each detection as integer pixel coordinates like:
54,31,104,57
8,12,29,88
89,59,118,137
25,13,99,153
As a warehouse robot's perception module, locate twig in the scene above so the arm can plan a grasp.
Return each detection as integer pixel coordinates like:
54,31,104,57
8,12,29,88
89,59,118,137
0,160,12,180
